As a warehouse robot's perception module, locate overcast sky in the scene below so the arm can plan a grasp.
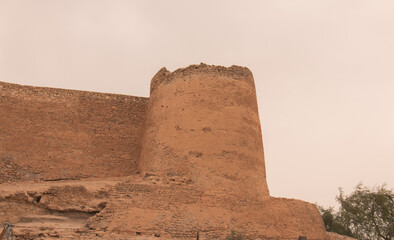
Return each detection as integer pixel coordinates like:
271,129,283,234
1,0,393,208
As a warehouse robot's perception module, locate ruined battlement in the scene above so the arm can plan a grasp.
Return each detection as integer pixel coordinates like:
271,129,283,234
0,80,147,103
150,63,254,94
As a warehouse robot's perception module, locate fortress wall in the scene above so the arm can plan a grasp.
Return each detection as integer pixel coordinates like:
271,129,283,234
0,81,148,183
139,64,269,200
0,65,330,239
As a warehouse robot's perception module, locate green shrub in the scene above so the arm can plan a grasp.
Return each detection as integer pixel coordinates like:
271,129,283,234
319,183,393,240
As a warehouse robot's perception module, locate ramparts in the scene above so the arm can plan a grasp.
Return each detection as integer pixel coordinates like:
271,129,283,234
0,63,269,199
0,82,148,182
0,64,329,239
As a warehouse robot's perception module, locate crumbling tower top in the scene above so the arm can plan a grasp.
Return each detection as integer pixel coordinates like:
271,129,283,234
150,63,255,94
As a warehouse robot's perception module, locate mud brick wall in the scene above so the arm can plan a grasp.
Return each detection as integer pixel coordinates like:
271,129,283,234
140,64,269,200
0,81,148,183
87,179,328,240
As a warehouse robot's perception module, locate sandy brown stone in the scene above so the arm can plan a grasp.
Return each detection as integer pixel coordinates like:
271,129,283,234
0,64,331,239
0,81,148,182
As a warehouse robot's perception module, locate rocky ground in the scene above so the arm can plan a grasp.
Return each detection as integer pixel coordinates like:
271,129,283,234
0,176,133,239
0,175,344,240
0,175,326,240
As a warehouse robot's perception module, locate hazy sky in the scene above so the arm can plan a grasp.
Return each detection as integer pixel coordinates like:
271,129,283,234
1,0,393,208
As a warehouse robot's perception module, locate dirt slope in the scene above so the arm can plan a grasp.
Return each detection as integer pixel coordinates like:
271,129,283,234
1,176,328,239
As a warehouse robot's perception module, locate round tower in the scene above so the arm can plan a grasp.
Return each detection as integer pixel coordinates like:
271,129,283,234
139,64,269,200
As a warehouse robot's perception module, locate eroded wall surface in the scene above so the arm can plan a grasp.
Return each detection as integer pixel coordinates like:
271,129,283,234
0,81,148,183
86,178,328,240
140,64,269,200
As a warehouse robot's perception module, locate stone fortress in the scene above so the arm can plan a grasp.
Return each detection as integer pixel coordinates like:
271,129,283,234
0,64,343,239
